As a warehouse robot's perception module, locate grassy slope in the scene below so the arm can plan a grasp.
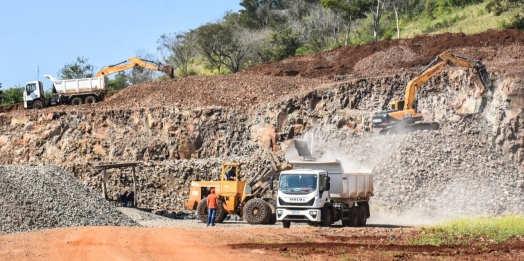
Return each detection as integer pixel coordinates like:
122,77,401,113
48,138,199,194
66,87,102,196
400,3,514,39
413,215,524,246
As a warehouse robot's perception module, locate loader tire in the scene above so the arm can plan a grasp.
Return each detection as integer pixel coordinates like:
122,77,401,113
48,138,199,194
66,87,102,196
357,205,367,227
264,198,277,225
348,207,359,227
196,197,226,224
283,221,291,228
33,101,44,110
71,97,83,106
85,96,97,104
243,198,271,225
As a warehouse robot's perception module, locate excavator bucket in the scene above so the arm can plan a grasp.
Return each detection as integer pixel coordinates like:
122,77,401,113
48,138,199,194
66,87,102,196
476,64,492,91
160,65,175,79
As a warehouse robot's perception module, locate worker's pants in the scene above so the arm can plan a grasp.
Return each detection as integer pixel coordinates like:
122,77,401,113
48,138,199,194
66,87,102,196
207,208,216,226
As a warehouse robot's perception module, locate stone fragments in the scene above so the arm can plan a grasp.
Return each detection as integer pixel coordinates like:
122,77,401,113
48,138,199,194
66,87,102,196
0,165,138,234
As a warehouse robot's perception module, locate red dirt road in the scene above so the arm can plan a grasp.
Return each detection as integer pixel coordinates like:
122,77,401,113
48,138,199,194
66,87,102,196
2,225,524,261
0,226,280,261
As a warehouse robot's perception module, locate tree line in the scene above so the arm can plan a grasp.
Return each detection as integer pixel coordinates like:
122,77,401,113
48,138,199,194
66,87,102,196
2,0,522,106
157,0,523,77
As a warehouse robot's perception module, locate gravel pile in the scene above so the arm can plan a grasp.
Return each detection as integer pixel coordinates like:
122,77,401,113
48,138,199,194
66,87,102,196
307,118,524,220
0,165,138,234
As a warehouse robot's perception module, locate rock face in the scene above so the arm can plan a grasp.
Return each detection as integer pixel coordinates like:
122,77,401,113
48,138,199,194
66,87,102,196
1,30,524,219
0,165,138,234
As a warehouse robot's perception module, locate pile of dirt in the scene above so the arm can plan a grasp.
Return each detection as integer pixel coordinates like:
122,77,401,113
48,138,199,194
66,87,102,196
244,29,524,79
0,165,138,234
102,74,331,109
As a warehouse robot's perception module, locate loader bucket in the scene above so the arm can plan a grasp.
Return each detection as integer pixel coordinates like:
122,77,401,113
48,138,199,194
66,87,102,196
160,65,175,78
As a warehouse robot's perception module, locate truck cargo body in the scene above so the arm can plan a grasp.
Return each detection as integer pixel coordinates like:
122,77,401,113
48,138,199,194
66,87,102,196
23,75,108,109
276,160,373,228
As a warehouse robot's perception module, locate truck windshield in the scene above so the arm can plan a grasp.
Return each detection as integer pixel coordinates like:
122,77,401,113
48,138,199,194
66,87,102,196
279,174,317,193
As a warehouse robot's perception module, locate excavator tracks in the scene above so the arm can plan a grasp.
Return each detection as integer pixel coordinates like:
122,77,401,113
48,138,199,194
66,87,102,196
379,122,440,135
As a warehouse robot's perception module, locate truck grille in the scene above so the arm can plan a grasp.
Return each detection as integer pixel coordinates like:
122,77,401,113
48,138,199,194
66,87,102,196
278,197,315,207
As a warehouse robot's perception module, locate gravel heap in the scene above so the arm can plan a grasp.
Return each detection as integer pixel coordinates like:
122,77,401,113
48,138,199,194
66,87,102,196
307,118,524,220
0,165,138,234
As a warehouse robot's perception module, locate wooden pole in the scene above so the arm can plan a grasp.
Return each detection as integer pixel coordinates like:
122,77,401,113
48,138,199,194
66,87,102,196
132,166,137,207
102,168,108,200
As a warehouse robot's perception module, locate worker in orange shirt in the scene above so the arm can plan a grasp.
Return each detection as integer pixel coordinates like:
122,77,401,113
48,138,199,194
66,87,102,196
207,188,219,226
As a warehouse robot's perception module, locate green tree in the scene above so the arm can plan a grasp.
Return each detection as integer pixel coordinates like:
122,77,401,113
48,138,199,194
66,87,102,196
486,0,524,29
260,27,301,61
108,72,128,92
239,0,286,29
58,57,95,79
321,0,370,45
157,31,197,77
194,21,234,73
1,86,24,105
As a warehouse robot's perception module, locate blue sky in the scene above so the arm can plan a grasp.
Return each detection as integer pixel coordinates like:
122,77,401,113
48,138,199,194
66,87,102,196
0,1,242,90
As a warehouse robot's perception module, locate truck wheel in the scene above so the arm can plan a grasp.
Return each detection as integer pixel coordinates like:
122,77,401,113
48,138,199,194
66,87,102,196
71,97,83,106
357,205,367,226
85,96,97,104
243,198,271,224
349,207,359,227
33,101,44,110
321,207,331,227
196,197,226,223
264,198,277,225
283,221,291,228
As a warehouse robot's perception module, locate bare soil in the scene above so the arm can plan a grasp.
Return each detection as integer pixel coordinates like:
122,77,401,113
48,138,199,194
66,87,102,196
244,29,524,79
1,223,523,261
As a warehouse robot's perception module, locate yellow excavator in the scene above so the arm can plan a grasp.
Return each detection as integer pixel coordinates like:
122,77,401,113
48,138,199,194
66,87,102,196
372,52,492,135
95,57,174,78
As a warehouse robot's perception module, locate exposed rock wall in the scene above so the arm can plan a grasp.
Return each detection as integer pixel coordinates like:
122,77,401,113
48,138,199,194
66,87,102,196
0,69,523,212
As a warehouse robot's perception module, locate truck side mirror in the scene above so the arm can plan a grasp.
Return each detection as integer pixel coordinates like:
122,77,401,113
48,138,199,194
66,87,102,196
325,176,330,191
269,176,274,191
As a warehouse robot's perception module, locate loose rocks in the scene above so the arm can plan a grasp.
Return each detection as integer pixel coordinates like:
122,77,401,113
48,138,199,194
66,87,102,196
0,165,138,234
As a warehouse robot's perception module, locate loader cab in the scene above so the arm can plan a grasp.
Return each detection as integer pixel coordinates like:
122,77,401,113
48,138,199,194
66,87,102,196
23,81,44,108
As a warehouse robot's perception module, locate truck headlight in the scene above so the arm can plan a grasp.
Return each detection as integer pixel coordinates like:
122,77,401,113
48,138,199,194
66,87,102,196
309,211,317,217
277,210,283,216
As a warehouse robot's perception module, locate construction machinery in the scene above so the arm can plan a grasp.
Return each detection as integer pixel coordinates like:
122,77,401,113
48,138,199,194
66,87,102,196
185,153,291,225
372,52,492,135
276,140,373,228
96,57,174,78
23,75,108,109
23,58,174,109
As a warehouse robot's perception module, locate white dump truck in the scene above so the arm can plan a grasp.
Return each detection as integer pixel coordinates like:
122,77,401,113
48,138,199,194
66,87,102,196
276,159,373,228
23,74,108,109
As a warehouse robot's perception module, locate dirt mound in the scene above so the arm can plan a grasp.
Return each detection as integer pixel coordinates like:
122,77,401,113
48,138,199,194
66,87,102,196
103,74,331,109
0,103,24,113
244,29,524,79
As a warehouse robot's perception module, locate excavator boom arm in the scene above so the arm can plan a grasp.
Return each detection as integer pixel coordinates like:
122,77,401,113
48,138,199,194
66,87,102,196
403,52,491,110
96,57,174,78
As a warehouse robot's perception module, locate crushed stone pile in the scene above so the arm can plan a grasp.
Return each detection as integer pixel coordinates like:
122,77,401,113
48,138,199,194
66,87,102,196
307,118,524,220
0,165,138,234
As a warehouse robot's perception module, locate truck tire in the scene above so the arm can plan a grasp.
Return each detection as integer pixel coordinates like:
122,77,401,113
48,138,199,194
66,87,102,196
196,197,226,224
348,207,359,227
243,198,271,224
33,101,44,110
71,97,83,106
357,205,367,226
283,221,291,228
321,207,331,227
263,198,277,225
85,96,97,104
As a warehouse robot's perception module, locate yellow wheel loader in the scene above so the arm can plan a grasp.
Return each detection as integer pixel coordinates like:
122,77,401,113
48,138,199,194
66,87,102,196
185,153,290,225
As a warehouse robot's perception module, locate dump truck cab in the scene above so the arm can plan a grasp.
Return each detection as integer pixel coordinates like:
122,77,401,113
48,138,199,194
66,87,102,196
23,81,45,109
